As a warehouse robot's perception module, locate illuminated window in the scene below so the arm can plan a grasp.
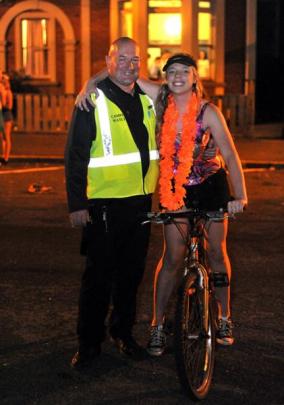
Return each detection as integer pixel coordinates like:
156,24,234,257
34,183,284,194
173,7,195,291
21,18,49,77
199,1,210,8
198,0,213,79
198,12,211,42
148,1,181,6
147,0,181,77
149,13,181,45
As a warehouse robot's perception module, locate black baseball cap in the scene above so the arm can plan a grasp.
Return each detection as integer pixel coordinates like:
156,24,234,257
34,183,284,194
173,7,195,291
162,53,197,72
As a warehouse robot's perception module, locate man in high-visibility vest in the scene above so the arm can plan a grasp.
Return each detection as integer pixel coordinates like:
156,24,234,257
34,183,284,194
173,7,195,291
65,37,159,369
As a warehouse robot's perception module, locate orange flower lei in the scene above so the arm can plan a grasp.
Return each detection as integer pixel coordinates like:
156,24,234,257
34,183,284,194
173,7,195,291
159,93,198,211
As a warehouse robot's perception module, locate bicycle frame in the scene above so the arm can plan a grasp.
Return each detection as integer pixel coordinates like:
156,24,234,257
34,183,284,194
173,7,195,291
143,208,228,400
184,217,211,336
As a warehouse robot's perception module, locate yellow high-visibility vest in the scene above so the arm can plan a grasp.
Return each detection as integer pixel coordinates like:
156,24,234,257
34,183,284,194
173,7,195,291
87,89,159,198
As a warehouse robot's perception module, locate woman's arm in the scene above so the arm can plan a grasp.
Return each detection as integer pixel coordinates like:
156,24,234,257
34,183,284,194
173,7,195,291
204,104,248,213
137,78,160,103
76,70,161,110
75,68,108,111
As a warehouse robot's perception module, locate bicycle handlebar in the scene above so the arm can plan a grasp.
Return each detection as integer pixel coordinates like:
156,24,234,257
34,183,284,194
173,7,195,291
142,208,233,225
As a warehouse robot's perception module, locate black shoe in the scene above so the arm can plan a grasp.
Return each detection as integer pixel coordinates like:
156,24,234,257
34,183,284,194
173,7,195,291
70,345,101,369
0,158,8,165
111,335,147,360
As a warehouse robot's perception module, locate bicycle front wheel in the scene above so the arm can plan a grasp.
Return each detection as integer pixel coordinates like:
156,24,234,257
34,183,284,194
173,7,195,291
174,269,216,400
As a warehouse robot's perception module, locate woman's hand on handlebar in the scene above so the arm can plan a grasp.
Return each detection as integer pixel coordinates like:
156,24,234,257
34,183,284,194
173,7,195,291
227,199,247,214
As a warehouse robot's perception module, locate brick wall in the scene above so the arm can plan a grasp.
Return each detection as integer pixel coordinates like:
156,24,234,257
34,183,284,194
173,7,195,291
90,0,110,74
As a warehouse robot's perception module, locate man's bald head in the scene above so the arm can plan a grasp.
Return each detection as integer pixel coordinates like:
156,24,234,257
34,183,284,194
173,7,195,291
108,37,139,57
106,37,140,93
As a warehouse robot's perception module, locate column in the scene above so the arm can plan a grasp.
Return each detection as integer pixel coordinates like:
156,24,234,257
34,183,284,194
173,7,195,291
245,0,256,95
245,0,256,126
181,0,198,58
132,0,148,76
81,0,91,85
64,40,76,94
110,0,119,42
0,40,6,72
214,0,225,95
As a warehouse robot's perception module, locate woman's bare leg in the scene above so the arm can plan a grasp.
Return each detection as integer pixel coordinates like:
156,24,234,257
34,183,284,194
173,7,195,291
152,219,189,326
205,219,231,318
3,121,12,162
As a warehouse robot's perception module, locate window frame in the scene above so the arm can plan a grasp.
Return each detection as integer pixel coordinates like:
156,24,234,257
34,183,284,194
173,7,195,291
15,11,56,81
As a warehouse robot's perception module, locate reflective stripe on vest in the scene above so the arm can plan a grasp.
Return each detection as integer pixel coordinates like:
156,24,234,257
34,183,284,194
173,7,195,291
89,150,159,168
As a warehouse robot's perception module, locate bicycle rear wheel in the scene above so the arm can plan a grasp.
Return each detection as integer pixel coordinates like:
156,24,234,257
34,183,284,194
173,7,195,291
174,269,216,400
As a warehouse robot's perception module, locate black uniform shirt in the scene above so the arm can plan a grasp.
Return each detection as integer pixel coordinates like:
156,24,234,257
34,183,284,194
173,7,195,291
65,77,151,213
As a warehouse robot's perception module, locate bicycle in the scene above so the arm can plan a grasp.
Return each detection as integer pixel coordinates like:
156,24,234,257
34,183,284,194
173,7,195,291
143,208,230,401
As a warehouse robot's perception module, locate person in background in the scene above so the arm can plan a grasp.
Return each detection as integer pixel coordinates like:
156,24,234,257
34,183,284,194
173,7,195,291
65,37,159,369
197,50,210,78
1,74,13,165
148,56,162,80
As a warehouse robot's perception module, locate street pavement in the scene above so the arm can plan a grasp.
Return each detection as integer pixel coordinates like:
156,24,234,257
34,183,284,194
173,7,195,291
0,131,284,404
6,132,284,168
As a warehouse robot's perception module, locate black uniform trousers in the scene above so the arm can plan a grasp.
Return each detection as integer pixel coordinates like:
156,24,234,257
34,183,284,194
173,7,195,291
77,195,152,348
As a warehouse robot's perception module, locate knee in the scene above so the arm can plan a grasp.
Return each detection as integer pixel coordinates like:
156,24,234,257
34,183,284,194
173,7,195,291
163,253,184,274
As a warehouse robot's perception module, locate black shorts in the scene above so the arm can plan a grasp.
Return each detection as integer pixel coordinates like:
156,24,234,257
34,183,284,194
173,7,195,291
184,169,231,210
3,109,13,122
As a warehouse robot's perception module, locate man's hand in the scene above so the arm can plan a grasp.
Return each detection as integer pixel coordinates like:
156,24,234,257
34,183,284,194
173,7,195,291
69,209,91,227
227,199,247,215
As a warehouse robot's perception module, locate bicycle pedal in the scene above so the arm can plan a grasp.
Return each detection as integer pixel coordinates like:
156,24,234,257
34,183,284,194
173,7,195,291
186,287,196,295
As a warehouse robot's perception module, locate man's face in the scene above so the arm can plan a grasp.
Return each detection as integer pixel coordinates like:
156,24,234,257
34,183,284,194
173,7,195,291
106,41,140,90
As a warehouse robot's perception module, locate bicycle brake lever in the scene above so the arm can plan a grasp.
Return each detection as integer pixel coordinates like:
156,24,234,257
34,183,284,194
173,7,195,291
141,220,151,225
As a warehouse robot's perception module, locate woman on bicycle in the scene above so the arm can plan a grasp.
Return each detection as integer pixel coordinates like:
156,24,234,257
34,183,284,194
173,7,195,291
138,53,248,355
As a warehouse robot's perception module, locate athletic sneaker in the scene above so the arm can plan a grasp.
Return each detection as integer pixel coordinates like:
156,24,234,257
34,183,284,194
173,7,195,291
216,318,234,346
147,325,166,356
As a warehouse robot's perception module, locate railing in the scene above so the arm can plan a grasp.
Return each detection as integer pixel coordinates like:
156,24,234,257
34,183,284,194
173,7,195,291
13,93,254,134
212,94,255,135
14,93,76,133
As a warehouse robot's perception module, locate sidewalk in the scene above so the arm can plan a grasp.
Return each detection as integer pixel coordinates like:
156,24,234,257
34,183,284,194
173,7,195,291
7,132,284,167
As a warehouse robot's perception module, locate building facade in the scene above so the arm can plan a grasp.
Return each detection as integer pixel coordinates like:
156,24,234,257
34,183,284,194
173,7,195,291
0,0,282,125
